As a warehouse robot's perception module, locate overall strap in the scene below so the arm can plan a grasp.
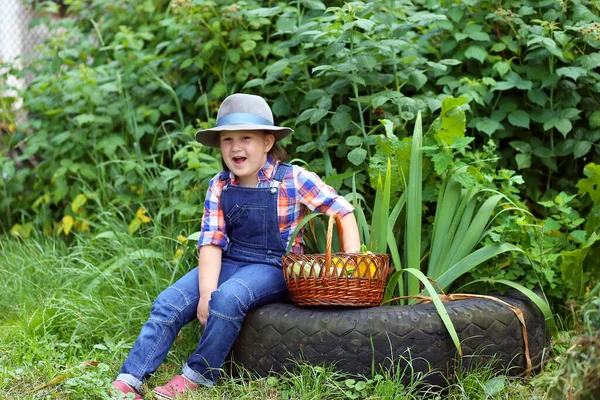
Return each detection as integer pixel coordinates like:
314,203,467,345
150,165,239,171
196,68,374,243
273,162,291,183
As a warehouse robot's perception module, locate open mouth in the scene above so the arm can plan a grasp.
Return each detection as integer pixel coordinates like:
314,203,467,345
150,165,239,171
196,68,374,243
232,156,246,166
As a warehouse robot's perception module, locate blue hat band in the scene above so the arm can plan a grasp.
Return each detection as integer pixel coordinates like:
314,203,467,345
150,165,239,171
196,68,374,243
216,113,274,127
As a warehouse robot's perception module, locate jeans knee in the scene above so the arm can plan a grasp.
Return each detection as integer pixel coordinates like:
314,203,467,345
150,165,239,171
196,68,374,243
208,280,251,321
150,286,194,325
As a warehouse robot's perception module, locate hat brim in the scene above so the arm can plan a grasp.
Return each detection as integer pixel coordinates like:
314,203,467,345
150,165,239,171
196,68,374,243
195,124,294,147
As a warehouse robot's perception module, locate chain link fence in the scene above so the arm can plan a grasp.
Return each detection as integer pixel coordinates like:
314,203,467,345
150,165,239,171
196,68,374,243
1,0,53,130
0,0,50,66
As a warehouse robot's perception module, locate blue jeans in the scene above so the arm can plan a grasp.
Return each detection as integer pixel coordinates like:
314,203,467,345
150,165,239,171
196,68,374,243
116,258,289,390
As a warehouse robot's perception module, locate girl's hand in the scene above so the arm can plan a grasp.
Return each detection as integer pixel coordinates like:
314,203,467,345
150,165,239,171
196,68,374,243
197,296,211,326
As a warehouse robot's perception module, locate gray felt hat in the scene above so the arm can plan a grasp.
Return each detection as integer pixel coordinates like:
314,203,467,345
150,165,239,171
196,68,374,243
195,93,294,147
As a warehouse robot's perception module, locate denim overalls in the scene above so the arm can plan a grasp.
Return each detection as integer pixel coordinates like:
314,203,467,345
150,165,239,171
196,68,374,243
117,164,291,390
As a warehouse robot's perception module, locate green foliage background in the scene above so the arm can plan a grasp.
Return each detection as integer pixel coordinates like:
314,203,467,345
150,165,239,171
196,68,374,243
1,0,599,308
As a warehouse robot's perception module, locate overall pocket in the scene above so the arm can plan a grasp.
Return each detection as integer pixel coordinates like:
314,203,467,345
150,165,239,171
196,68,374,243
225,204,268,249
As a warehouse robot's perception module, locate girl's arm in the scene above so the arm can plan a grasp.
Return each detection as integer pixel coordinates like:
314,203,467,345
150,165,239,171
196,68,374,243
339,212,360,254
197,244,222,326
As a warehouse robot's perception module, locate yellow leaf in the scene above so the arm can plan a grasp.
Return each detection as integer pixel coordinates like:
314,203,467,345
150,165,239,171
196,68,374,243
10,224,22,237
174,247,184,262
62,215,74,236
128,217,141,234
136,207,151,223
10,223,33,238
79,221,90,232
33,194,51,209
72,193,87,213
177,235,188,244
136,187,144,195
34,374,68,391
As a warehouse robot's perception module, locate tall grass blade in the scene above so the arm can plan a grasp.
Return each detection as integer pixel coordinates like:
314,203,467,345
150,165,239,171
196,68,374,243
383,270,403,303
285,212,326,254
84,249,164,295
448,194,503,267
402,267,463,356
378,158,392,254
430,186,475,279
406,112,423,296
389,191,406,230
387,223,402,272
370,160,392,255
147,70,185,127
435,243,523,291
387,193,405,301
441,198,477,276
428,178,461,279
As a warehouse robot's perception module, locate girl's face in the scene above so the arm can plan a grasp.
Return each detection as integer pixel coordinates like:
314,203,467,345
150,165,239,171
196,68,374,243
219,130,275,187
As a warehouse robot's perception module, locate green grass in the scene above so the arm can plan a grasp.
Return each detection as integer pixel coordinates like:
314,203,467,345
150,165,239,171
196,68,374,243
0,220,596,399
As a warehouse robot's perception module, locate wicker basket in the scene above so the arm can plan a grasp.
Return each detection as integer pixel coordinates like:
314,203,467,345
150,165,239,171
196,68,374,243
282,214,390,307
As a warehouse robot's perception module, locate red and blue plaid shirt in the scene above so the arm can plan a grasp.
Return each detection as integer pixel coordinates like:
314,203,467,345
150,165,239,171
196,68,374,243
197,156,354,254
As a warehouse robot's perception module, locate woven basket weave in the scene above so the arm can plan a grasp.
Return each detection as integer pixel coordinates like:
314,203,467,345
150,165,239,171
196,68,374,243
282,215,390,307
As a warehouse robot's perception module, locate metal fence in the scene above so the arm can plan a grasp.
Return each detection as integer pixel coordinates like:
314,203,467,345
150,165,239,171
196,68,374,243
0,0,51,66
1,0,53,127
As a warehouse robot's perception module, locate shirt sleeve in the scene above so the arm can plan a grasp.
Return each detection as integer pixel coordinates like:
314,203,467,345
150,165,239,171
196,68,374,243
294,166,354,217
197,174,229,250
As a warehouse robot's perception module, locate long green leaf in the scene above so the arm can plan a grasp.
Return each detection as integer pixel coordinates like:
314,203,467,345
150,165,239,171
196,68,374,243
444,197,476,268
387,221,402,273
383,270,404,303
402,268,462,356
435,243,523,291
380,158,392,255
285,212,327,254
458,278,558,339
389,191,406,230
370,158,392,254
370,173,384,252
84,249,164,295
385,191,405,302
387,228,404,302
431,186,476,278
406,112,423,296
428,178,449,274
147,70,184,128
428,178,461,279
448,194,503,267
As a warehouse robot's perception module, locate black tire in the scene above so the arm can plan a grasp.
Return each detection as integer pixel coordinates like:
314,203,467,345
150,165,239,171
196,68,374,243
231,289,550,385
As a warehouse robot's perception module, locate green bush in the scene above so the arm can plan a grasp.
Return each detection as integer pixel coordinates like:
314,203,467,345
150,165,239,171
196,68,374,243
1,0,598,308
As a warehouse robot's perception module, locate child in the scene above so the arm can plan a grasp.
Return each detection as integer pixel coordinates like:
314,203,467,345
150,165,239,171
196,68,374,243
110,93,360,399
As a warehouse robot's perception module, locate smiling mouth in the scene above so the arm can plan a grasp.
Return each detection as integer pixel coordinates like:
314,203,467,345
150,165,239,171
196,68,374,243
232,156,246,165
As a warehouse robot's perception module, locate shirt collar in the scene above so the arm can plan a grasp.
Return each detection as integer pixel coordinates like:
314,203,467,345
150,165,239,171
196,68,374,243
258,156,277,182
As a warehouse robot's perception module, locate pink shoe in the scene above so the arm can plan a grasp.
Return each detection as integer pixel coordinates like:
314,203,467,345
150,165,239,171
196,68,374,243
152,375,198,399
110,380,143,399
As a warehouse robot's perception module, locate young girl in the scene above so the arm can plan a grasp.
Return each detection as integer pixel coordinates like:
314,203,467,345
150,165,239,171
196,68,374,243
110,93,360,399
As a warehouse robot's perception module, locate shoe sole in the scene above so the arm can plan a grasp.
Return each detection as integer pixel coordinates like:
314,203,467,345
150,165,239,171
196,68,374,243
152,390,174,400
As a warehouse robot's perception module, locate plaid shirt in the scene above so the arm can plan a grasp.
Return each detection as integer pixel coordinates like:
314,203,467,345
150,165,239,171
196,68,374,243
197,156,354,254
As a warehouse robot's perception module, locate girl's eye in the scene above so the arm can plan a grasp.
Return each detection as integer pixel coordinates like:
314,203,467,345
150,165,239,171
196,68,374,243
242,136,251,140
222,137,232,142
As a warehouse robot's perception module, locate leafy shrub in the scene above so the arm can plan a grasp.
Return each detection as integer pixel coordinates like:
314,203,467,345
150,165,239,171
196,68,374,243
1,0,598,307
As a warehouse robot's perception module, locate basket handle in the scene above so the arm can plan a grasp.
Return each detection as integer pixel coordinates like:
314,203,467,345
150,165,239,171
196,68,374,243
324,214,344,277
